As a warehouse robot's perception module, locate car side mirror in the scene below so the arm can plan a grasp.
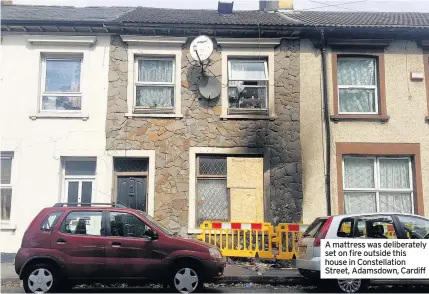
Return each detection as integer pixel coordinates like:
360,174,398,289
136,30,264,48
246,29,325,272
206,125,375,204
145,229,159,240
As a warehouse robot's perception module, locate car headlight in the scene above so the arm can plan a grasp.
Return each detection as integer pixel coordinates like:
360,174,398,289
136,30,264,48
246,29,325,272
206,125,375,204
209,248,223,259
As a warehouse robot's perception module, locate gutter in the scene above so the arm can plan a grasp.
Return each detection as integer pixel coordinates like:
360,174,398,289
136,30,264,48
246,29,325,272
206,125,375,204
320,29,332,216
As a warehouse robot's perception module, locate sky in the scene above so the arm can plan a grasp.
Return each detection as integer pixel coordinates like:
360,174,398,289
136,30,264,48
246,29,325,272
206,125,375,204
11,0,429,12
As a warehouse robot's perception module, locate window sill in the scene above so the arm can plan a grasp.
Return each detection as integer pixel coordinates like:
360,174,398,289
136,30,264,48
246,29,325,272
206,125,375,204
125,113,183,119
188,227,202,234
330,114,390,123
0,223,16,231
221,114,275,120
30,113,89,120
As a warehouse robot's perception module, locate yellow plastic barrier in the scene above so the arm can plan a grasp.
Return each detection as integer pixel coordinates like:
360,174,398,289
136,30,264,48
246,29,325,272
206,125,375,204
275,223,308,260
197,221,277,259
197,221,310,260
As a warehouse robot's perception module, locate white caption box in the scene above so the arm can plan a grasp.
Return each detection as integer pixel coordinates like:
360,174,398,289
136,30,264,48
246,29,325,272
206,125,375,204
321,239,429,279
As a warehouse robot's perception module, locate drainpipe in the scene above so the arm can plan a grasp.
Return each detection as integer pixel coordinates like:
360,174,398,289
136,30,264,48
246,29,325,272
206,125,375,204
320,29,332,216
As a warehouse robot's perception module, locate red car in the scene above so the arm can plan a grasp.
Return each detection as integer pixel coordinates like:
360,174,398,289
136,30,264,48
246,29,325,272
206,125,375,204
14,203,225,293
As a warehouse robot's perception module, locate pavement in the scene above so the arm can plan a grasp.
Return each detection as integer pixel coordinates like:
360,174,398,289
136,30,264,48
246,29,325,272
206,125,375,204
1,262,303,284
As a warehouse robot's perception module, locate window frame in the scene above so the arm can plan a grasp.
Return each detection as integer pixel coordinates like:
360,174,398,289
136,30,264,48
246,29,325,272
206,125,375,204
1,152,13,222
337,56,379,115
40,55,83,113
60,210,103,236
123,38,185,119
331,52,389,123
220,48,276,120
188,147,269,234
195,156,229,227
61,158,96,205
342,156,414,213
395,214,429,239
227,59,269,112
133,56,176,112
40,211,64,231
336,143,424,216
106,211,151,239
355,215,399,239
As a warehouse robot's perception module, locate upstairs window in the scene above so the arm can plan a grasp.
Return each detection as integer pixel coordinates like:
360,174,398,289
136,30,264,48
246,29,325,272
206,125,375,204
228,59,268,111
41,56,82,111
134,57,175,112
337,57,378,114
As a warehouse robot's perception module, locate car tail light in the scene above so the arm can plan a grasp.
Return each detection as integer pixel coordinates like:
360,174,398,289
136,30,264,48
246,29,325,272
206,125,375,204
314,216,333,247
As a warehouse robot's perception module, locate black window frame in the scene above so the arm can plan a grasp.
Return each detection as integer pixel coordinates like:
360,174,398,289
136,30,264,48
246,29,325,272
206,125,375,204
40,211,64,231
59,210,104,236
391,214,428,239
106,210,151,239
353,214,401,239
337,217,355,238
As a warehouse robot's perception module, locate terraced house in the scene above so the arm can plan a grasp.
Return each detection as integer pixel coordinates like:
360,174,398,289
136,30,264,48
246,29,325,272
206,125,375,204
297,11,429,222
2,2,429,256
0,4,133,253
104,7,303,235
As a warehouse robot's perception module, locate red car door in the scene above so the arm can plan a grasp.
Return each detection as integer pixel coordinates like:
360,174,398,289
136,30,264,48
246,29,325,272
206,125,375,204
104,210,165,279
51,210,106,277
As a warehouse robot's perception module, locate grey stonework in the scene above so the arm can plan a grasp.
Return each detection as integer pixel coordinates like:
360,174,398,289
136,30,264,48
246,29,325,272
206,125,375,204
106,36,302,232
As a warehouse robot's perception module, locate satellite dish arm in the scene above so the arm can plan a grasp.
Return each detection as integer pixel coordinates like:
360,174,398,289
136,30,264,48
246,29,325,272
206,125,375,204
195,50,205,76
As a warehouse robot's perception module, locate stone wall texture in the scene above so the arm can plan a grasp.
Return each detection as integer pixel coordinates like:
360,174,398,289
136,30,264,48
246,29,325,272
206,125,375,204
106,36,302,233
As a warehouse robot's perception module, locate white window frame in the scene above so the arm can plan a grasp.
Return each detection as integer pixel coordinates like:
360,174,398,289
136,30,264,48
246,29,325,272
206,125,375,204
342,156,414,213
337,55,379,114
337,56,379,115
134,56,176,112
61,158,96,205
220,47,276,119
227,59,269,111
122,36,185,118
0,152,13,222
40,55,83,113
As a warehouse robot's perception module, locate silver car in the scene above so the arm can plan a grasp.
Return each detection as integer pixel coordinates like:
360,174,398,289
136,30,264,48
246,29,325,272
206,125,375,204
296,213,429,293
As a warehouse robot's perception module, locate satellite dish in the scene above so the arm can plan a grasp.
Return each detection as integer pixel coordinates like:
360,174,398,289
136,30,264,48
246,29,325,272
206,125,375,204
190,36,214,62
198,76,221,99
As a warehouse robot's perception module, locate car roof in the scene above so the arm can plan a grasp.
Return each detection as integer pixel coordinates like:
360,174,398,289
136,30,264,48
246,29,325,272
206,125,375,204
334,212,425,218
311,212,428,222
45,206,141,213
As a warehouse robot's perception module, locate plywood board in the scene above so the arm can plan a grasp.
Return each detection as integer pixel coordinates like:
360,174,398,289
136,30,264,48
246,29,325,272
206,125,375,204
227,157,264,222
227,157,263,189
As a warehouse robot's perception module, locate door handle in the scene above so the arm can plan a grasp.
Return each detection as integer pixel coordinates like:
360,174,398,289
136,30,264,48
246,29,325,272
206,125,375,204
57,238,66,244
111,242,121,247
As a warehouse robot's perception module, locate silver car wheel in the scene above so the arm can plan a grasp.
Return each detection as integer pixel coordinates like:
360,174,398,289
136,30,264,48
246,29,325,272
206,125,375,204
337,279,362,293
27,268,53,293
174,267,199,293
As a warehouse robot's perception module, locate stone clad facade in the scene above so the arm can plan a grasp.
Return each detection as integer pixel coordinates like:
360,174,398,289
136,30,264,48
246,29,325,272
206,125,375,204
106,36,302,234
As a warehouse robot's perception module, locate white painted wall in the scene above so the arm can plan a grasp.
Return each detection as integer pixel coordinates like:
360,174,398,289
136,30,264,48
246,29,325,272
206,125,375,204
0,34,112,253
